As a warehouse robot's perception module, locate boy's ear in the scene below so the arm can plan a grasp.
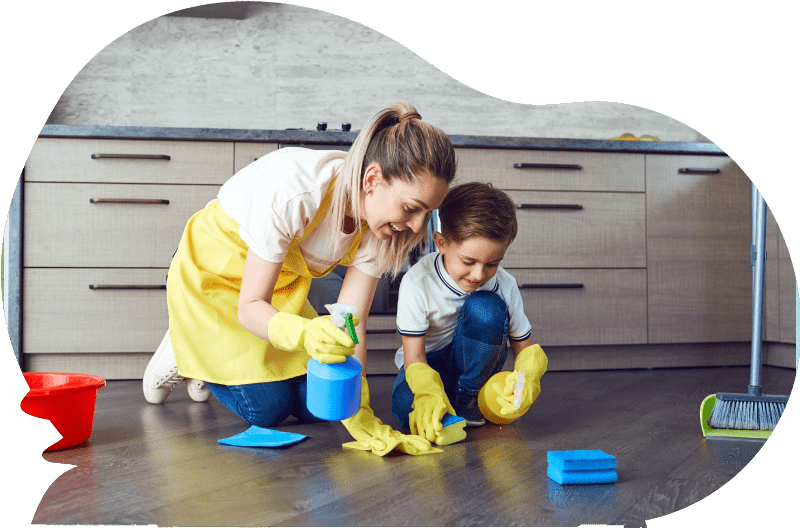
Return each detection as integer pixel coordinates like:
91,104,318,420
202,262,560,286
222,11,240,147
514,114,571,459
432,231,446,250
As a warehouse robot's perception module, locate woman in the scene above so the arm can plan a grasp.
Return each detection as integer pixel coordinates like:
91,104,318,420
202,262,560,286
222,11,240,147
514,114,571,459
143,102,457,456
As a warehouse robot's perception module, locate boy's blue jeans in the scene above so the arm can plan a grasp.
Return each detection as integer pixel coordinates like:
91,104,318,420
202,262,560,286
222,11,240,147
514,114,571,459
204,375,323,428
391,290,509,427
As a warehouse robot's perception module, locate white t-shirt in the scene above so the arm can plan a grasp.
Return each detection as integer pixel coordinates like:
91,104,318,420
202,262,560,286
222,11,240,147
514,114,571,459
216,147,383,278
394,252,532,369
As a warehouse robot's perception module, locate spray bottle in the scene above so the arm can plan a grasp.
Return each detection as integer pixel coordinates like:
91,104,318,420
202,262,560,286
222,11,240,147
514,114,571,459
305,303,363,420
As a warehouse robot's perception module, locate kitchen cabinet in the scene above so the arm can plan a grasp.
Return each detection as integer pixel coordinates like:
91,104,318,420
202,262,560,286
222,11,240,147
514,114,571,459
764,210,781,343
15,127,795,378
22,137,233,378
646,155,752,344
455,147,649,348
234,142,278,173
779,230,797,344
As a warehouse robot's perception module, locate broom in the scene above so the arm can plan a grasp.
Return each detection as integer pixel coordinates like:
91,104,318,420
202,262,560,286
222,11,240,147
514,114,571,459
706,185,788,434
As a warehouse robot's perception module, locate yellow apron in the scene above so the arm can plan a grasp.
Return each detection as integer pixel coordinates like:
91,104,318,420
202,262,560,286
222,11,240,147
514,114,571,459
167,179,366,385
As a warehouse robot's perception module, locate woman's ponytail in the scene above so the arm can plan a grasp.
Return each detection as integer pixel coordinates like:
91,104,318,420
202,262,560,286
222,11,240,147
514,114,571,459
331,103,457,278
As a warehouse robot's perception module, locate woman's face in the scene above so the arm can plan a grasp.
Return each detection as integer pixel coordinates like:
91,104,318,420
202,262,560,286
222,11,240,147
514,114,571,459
360,163,449,240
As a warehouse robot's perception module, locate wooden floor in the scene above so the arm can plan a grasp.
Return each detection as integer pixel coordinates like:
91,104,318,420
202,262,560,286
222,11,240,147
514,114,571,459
35,365,796,527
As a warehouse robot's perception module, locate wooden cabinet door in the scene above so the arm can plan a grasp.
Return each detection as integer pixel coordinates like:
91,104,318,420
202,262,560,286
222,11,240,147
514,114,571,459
646,155,752,343
779,230,797,344
764,209,781,342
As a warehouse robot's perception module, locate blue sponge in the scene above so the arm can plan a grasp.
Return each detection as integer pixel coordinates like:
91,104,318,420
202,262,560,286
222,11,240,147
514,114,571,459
547,450,617,485
547,466,618,485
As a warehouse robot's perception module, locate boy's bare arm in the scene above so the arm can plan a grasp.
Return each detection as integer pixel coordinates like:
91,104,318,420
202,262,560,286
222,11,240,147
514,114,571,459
510,336,534,358
402,335,428,370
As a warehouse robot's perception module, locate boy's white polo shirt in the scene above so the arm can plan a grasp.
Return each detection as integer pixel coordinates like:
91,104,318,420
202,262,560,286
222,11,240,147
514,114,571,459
394,252,532,369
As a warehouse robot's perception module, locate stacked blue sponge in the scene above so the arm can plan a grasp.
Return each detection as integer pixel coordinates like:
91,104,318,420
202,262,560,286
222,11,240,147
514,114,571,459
547,450,618,485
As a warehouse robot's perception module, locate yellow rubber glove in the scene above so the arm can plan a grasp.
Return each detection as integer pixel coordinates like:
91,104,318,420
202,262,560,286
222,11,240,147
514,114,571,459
493,344,548,416
405,362,456,443
267,312,355,364
342,377,443,456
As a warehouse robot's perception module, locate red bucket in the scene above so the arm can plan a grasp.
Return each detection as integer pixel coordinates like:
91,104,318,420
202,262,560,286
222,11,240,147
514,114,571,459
20,372,106,451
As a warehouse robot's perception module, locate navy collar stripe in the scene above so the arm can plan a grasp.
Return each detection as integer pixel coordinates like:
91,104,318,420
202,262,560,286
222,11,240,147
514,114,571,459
434,253,464,297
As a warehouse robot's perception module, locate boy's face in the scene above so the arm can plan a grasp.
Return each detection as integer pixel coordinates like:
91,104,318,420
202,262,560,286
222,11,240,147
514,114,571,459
433,232,509,293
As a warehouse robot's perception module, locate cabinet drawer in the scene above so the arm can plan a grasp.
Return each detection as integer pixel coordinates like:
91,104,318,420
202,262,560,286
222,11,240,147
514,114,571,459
508,269,648,346
234,142,279,173
26,138,233,184
24,182,221,267
503,190,646,268
455,148,644,192
23,268,169,354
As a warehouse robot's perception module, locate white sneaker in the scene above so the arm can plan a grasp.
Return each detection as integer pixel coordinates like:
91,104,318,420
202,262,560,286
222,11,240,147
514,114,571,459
186,378,211,402
143,330,184,404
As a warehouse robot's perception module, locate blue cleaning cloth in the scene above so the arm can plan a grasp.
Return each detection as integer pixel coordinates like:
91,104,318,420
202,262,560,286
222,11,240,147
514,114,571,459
218,426,308,447
547,466,618,485
547,450,617,471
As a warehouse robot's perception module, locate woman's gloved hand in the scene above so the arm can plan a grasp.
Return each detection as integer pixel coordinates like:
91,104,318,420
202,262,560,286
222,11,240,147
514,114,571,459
493,344,548,416
405,362,456,443
267,312,356,364
342,378,443,456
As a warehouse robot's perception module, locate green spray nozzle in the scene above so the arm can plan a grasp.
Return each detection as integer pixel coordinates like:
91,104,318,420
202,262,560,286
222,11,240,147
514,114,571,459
324,303,359,344
344,313,359,345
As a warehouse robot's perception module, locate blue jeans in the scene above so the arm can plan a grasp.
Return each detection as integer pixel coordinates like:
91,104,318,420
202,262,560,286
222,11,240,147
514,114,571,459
204,375,322,427
391,290,509,427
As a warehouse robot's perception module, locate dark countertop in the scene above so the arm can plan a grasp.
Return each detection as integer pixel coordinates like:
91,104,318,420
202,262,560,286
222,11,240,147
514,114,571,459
39,124,727,156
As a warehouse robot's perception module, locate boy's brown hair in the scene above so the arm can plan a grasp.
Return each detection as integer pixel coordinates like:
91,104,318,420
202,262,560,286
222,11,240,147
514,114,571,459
437,182,518,245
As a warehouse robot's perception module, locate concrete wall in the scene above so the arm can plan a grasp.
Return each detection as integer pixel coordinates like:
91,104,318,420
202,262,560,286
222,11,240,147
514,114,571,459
47,2,708,142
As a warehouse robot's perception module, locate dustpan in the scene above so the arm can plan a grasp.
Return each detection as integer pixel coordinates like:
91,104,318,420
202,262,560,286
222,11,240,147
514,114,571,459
701,183,787,438
700,395,772,439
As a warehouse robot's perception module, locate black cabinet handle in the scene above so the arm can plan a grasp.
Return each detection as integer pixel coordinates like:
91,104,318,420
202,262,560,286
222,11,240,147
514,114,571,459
516,204,583,210
89,285,167,290
90,198,170,205
678,168,720,175
366,329,397,335
91,153,171,161
519,284,584,289
514,163,582,170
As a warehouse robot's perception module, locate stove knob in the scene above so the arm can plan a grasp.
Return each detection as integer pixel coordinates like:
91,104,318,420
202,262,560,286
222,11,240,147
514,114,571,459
342,123,351,132
317,122,327,132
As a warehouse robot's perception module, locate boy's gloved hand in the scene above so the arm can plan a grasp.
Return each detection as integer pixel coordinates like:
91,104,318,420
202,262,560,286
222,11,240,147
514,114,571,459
342,378,443,456
405,362,456,443
267,312,355,364
493,344,548,416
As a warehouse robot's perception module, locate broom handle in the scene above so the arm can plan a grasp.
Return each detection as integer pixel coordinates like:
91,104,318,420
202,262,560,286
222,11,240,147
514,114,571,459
749,185,767,396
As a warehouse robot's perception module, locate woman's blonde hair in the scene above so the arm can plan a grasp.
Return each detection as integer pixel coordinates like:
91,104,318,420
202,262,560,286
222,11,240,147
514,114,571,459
330,102,457,278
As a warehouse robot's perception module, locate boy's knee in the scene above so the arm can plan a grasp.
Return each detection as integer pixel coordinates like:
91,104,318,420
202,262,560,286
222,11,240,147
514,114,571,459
462,291,508,328
391,373,414,428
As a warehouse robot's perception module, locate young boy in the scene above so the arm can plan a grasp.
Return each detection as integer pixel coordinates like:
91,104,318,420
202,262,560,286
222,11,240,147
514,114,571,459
391,182,548,443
